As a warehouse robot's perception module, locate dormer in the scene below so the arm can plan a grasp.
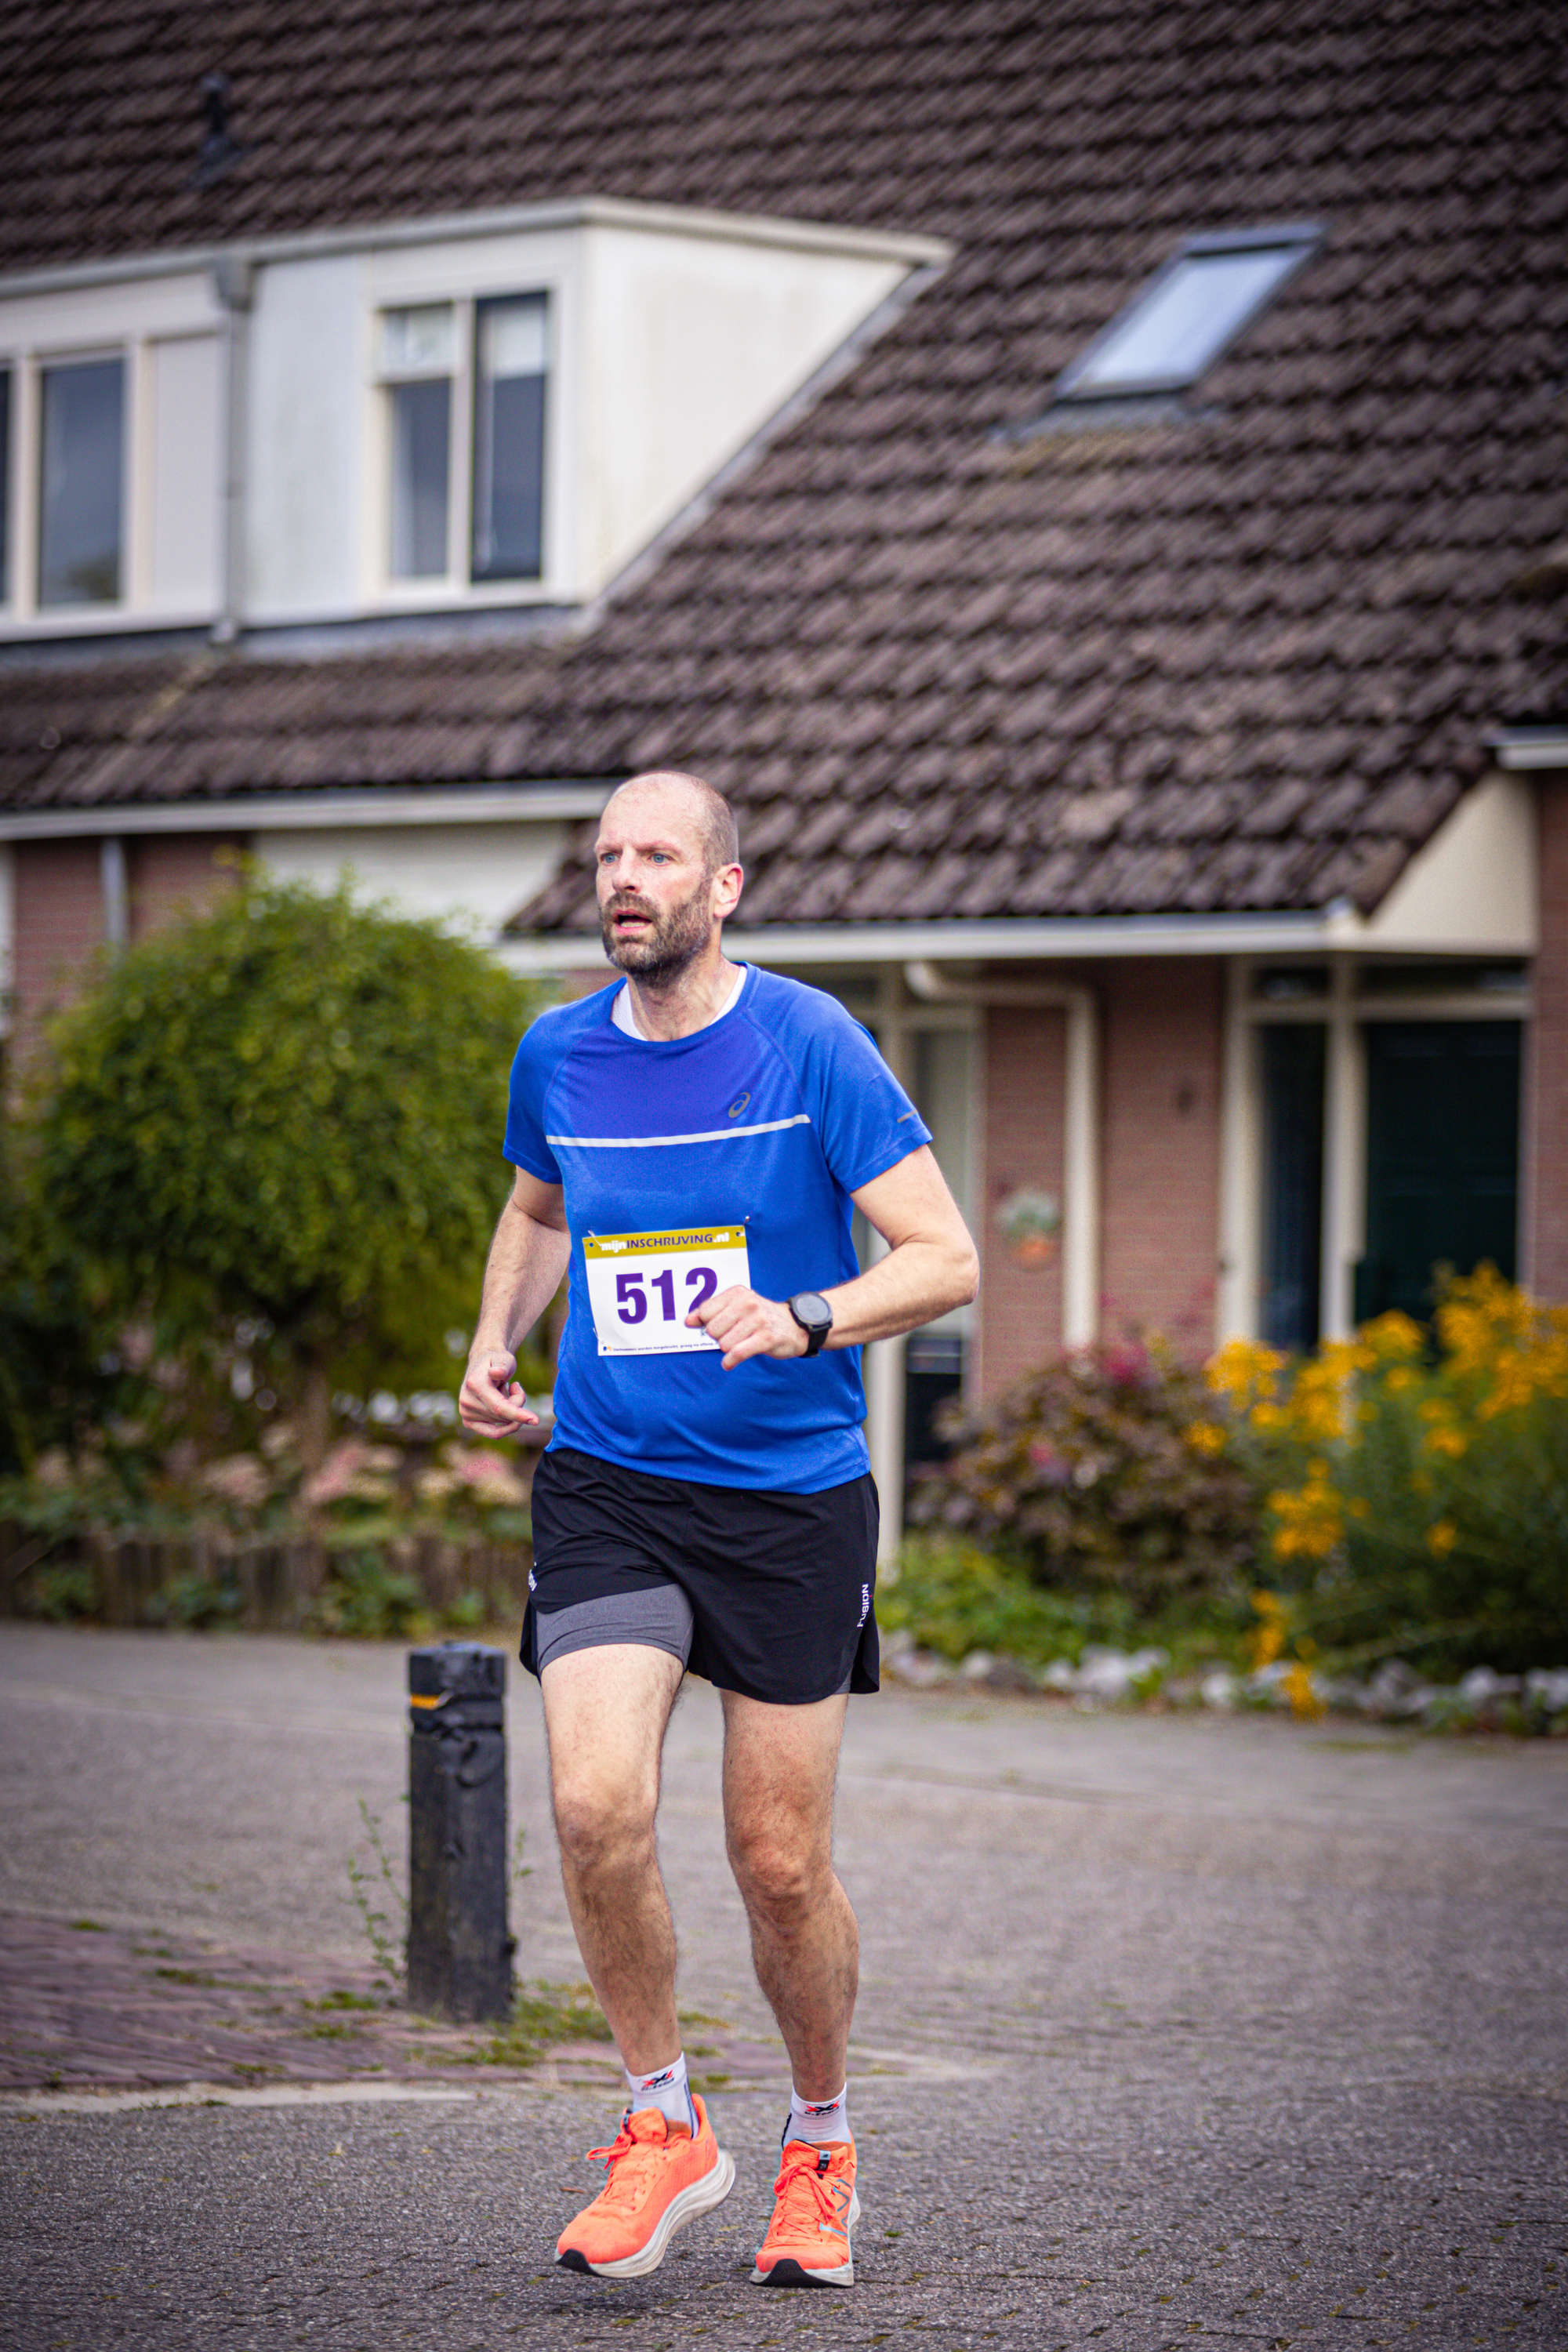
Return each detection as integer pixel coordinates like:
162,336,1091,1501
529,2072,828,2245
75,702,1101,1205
0,198,946,647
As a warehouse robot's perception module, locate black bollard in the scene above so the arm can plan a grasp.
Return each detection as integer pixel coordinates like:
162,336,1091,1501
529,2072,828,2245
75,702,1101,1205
406,1642,514,2023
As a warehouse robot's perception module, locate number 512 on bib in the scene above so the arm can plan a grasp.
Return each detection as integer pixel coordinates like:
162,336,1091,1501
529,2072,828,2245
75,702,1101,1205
583,1226,750,1356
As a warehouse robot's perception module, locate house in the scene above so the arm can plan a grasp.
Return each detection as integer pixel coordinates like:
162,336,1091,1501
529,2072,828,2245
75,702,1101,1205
2,0,1565,1549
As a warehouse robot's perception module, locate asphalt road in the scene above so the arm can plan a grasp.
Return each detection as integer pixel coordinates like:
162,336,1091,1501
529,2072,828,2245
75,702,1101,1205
1,1622,1565,2352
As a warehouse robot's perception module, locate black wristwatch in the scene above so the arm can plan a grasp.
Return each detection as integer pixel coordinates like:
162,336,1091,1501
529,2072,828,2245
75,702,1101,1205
786,1291,833,1356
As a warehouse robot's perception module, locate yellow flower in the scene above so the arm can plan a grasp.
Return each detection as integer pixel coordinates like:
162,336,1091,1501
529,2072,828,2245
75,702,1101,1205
1425,1519,1459,1555
1267,1473,1345,1562
1182,1421,1229,1457
1360,1309,1425,1360
1249,1590,1287,1671
1282,1661,1327,1723
1205,1337,1283,1411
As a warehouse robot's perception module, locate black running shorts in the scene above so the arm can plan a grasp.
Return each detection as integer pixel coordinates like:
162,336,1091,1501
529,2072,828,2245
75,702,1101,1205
523,1446,880,1706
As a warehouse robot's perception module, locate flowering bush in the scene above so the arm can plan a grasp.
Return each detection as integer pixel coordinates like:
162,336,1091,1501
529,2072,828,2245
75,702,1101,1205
1207,1269,1568,1675
909,1341,1259,1613
1,1416,535,1634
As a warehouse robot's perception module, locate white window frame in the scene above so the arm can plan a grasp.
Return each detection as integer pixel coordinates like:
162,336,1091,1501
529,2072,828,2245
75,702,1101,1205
0,273,221,636
367,278,558,608
1,339,138,622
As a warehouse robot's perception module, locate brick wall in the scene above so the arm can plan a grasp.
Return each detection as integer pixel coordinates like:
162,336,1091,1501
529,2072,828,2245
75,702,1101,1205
974,960,1225,1392
1526,775,1568,1301
8,832,245,1059
129,834,245,939
1098,959,1225,1356
975,1004,1066,1393
10,839,105,1035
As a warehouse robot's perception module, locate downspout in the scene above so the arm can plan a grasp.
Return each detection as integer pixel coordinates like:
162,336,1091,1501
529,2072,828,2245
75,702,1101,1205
100,836,129,950
904,960,1101,1349
211,253,253,646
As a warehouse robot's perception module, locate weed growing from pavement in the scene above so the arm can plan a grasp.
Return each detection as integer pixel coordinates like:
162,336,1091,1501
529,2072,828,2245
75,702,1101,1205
347,1796,406,1991
448,1980,615,2067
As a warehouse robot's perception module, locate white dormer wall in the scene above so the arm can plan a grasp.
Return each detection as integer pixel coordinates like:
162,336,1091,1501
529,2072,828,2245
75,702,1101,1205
0,201,939,640
251,205,920,621
572,209,915,599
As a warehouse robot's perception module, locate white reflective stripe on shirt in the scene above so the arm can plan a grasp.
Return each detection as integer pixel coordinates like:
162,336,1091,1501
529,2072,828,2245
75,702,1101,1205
545,1113,813,1149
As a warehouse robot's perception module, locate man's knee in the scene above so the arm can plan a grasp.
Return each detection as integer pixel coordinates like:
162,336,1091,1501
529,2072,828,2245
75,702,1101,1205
553,1773,656,1879
728,1814,827,1918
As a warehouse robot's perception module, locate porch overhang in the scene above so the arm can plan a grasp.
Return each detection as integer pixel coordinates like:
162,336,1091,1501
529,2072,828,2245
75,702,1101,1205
0,783,613,840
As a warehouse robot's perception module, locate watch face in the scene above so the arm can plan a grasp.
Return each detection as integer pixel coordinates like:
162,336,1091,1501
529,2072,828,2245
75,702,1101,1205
793,1292,831,1326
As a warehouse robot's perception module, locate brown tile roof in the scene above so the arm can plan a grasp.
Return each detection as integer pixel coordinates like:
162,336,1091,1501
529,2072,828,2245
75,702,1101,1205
2,0,1566,929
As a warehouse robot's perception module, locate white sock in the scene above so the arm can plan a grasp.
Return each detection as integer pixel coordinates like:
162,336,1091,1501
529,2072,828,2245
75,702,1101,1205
786,2082,851,2146
625,2051,696,2134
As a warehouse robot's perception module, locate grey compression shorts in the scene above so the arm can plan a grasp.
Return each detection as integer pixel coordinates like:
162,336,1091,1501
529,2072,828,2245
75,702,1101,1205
532,1581,696,1676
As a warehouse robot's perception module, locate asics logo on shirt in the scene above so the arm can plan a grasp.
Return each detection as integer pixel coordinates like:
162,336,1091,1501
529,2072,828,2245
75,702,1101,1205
727,1092,751,1118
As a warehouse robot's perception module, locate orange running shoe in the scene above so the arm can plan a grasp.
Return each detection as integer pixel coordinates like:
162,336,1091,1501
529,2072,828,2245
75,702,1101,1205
751,2137,860,2288
556,2096,735,2278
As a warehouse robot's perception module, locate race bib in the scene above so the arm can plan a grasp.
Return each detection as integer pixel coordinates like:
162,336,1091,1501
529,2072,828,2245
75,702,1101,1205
583,1225,750,1356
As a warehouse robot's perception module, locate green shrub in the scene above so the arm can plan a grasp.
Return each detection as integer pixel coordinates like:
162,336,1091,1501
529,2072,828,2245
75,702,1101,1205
911,1341,1259,1613
0,1142,120,1479
879,1536,1111,1665
17,873,541,1454
1209,1272,1568,1675
147,1570,244,1631
18,1562,100,1622
310,1550,429,1640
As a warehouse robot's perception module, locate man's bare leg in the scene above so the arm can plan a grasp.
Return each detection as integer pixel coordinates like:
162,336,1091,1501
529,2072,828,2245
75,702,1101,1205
720,1690,856,2100
541,1644,687,2074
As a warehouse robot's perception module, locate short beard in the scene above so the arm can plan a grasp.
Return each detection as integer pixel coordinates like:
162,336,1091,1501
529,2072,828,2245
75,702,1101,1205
601,876,713,984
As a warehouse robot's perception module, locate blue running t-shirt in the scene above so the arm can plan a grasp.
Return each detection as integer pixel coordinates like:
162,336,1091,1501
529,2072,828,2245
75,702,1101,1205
503,966,931,1493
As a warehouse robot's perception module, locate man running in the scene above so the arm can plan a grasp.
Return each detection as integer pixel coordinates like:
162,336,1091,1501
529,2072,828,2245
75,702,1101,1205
459,770,978,2288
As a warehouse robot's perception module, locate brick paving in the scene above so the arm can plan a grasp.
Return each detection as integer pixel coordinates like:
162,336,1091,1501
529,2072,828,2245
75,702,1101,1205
0,1911,799,2100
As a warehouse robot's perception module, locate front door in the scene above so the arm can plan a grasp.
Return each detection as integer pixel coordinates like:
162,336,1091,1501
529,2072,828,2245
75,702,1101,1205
1355,1021,1521,1323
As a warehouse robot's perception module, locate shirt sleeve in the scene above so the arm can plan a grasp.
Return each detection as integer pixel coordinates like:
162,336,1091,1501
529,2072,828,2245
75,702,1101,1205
503,1022,564,1184
803,1002,932,1193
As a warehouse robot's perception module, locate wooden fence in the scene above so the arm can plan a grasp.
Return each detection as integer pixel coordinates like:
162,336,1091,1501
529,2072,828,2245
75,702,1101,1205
0,1521,532,1630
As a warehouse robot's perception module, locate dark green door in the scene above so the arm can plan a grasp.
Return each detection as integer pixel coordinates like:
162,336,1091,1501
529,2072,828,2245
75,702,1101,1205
1356,1022,1521,1324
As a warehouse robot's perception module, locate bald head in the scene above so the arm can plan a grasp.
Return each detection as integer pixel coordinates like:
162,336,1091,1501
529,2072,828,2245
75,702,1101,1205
608,770,739,876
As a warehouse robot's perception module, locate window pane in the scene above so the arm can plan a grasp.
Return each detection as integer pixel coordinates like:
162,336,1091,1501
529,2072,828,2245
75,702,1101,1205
389,376,451,578
380,305,456,377
0,367,9,601
38,358,125,605
472,294,547,581
1073,245,1303,391
1259,1022,1324,1353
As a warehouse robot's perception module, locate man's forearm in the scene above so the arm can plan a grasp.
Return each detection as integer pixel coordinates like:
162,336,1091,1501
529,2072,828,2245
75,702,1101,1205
820,1232,978,1349
472,1196,572,1358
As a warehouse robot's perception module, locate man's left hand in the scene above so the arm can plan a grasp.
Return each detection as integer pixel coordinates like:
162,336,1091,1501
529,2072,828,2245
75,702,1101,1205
688,1284,810,1368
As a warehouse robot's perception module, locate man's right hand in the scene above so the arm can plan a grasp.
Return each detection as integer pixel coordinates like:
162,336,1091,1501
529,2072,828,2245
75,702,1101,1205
458,1350,541,1436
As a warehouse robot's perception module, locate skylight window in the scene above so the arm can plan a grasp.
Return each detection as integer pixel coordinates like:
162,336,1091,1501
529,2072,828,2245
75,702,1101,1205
1055,226,1320,401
